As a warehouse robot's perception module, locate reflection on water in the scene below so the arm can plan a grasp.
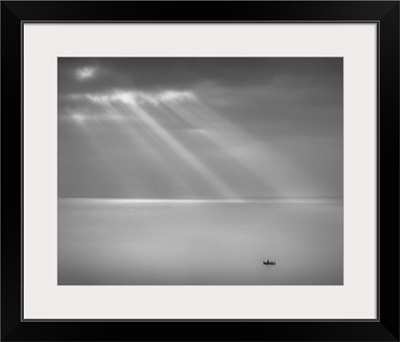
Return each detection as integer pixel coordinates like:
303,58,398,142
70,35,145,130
58,199,343,285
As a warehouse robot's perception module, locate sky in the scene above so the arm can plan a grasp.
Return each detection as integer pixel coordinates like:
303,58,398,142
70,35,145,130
58,58,343,199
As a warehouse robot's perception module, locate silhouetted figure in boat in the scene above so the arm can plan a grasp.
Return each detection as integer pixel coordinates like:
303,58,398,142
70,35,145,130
263,259,276,265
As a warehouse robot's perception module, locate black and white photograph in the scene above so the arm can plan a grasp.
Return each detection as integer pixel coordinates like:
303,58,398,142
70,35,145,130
58,57,343,285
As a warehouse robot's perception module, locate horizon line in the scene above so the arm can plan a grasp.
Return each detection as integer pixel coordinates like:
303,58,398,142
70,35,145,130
58,197,343,204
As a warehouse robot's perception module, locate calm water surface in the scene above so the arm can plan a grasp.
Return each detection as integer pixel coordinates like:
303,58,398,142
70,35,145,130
58,199,343,285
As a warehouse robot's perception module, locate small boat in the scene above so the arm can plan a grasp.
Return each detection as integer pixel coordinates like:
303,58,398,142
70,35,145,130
263,260,276,265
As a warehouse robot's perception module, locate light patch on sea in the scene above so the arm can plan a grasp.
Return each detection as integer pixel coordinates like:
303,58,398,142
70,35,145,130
58,199,343,285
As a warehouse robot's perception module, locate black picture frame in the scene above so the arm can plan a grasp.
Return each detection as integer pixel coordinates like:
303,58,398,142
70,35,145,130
1,1,399,341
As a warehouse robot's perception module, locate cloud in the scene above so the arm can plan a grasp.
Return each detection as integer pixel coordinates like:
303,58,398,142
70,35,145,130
75,66,97,81
59,57,342,96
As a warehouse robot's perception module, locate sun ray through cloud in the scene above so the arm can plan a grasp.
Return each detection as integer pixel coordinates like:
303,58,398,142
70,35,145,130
103,101,200,198
64,89,301,199
64,91,239,198
125,100,238,199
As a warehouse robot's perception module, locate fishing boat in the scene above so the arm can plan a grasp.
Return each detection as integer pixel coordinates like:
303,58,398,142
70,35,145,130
263,260,276,265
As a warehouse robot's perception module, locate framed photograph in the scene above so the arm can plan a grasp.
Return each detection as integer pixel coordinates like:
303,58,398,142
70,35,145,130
2,1,399,341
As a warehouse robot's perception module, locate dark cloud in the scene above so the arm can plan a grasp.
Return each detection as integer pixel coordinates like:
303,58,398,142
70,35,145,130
58,57,342,95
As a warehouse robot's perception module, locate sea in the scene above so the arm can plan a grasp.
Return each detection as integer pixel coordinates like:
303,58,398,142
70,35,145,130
58,198,343,285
